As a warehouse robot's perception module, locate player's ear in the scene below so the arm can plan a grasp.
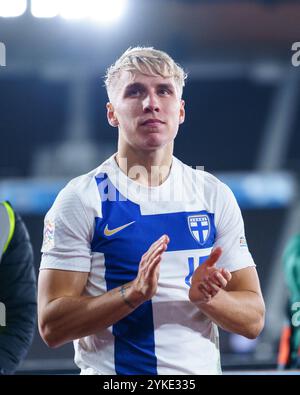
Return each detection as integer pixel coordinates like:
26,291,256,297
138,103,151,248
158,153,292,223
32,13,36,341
179,100,185,125
107,102,119,127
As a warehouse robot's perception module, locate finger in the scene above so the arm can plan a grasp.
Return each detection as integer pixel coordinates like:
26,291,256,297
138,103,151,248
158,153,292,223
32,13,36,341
156,234,169,245
191,264,215,284
201,280,219,296
140,243,167,270
208,282,221,294
161,234,170,244
203,247,222,268
140,247,164,273
198,283,210,297
199,280,210,293
221,268,232,282
146,236,165,256
140,235,169,272
147,234,169,260
212,271,227,288
143,234,169,260
146,255,162,278
198,284,212,300
146,241,167,267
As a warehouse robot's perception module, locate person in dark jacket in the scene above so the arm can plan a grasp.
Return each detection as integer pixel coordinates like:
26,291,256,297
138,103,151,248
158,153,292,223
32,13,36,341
277,234,300,369
0,201,37,374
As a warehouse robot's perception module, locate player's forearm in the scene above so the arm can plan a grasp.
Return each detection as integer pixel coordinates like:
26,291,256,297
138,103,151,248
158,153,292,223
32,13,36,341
39,283,144,348
196,289,265,339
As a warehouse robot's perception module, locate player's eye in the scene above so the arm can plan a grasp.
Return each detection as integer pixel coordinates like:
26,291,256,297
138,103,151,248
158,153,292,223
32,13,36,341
127,88,141,96
125,86,145,97
158,88,172,96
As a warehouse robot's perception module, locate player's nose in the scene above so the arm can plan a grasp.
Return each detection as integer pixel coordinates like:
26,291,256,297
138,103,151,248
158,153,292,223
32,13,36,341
143,93,160,113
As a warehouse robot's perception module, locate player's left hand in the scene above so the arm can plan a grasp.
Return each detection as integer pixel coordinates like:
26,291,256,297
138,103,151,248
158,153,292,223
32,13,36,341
189,247,232,304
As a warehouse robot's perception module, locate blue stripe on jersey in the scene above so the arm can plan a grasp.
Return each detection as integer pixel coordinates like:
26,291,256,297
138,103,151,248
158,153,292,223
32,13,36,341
92,173,216,374
112,297,157,375
94,173,157,375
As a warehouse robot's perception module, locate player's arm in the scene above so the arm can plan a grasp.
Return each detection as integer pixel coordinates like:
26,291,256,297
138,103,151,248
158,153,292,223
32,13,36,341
189,247,265,339
38,235,169,348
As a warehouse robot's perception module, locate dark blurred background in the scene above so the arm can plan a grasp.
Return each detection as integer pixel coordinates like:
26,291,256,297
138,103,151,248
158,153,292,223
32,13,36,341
1,0,300,373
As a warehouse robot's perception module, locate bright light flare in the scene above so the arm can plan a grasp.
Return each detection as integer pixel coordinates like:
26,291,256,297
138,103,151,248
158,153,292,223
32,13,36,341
30,0,127,23
59,0,89,20
89,0,128,23
31,0,60,18
0,0,26,17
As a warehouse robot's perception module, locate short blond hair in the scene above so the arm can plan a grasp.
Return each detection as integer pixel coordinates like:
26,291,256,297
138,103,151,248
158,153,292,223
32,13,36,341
104,46,187,100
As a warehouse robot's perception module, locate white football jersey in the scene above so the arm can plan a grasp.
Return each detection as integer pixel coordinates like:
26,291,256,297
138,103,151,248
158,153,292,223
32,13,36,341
40,154,255,375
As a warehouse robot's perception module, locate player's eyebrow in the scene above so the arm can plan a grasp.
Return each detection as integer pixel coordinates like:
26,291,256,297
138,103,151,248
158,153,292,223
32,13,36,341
123,82,145,95
156,83,174,92
123,82,175,95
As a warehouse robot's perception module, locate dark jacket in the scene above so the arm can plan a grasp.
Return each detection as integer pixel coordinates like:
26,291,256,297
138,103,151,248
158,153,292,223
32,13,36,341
278,234,300,369
0,202,37,374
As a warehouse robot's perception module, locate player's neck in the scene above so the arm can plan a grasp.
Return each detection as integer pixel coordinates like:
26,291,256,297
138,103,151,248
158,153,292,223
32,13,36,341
115,144,173,187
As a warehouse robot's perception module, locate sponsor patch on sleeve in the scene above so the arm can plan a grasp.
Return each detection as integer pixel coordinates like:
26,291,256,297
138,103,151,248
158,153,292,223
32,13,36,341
43,219,55,252
239,236,248,249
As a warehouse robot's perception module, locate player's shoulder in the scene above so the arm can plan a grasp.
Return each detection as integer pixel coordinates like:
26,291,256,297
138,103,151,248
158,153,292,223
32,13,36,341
66,156,115,196
49,156,114,215
173,157,235,211
173,156,225,191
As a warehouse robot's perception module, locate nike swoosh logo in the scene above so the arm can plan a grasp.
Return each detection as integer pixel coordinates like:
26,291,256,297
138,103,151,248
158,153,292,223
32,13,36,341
104,221,135,236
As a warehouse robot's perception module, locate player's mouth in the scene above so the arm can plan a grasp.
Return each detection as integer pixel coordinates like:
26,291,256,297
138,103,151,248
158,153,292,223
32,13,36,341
141,118,165,126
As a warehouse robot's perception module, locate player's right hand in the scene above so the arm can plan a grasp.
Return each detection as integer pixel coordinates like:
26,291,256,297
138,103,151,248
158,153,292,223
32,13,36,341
189,247,232,304
130,234,169,303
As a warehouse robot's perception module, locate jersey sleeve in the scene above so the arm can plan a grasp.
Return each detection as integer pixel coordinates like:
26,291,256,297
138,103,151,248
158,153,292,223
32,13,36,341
40,182,94,272
213,181,255,272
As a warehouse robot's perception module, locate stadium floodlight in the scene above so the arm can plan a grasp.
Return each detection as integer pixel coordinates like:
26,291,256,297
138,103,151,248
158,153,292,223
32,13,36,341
31,0,60,18
89,0,128,23
58,0,127,22
59,0,90,20
30,0,127,22
0,0,27,17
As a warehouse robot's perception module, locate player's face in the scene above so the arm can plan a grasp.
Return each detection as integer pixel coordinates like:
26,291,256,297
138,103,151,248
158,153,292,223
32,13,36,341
107,71,185,152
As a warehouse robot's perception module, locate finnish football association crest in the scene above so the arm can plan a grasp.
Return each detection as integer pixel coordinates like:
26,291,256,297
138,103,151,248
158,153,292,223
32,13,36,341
188,215,211,245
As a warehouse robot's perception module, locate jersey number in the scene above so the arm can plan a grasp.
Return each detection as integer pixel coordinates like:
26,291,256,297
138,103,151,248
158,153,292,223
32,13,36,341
185,256,209,287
